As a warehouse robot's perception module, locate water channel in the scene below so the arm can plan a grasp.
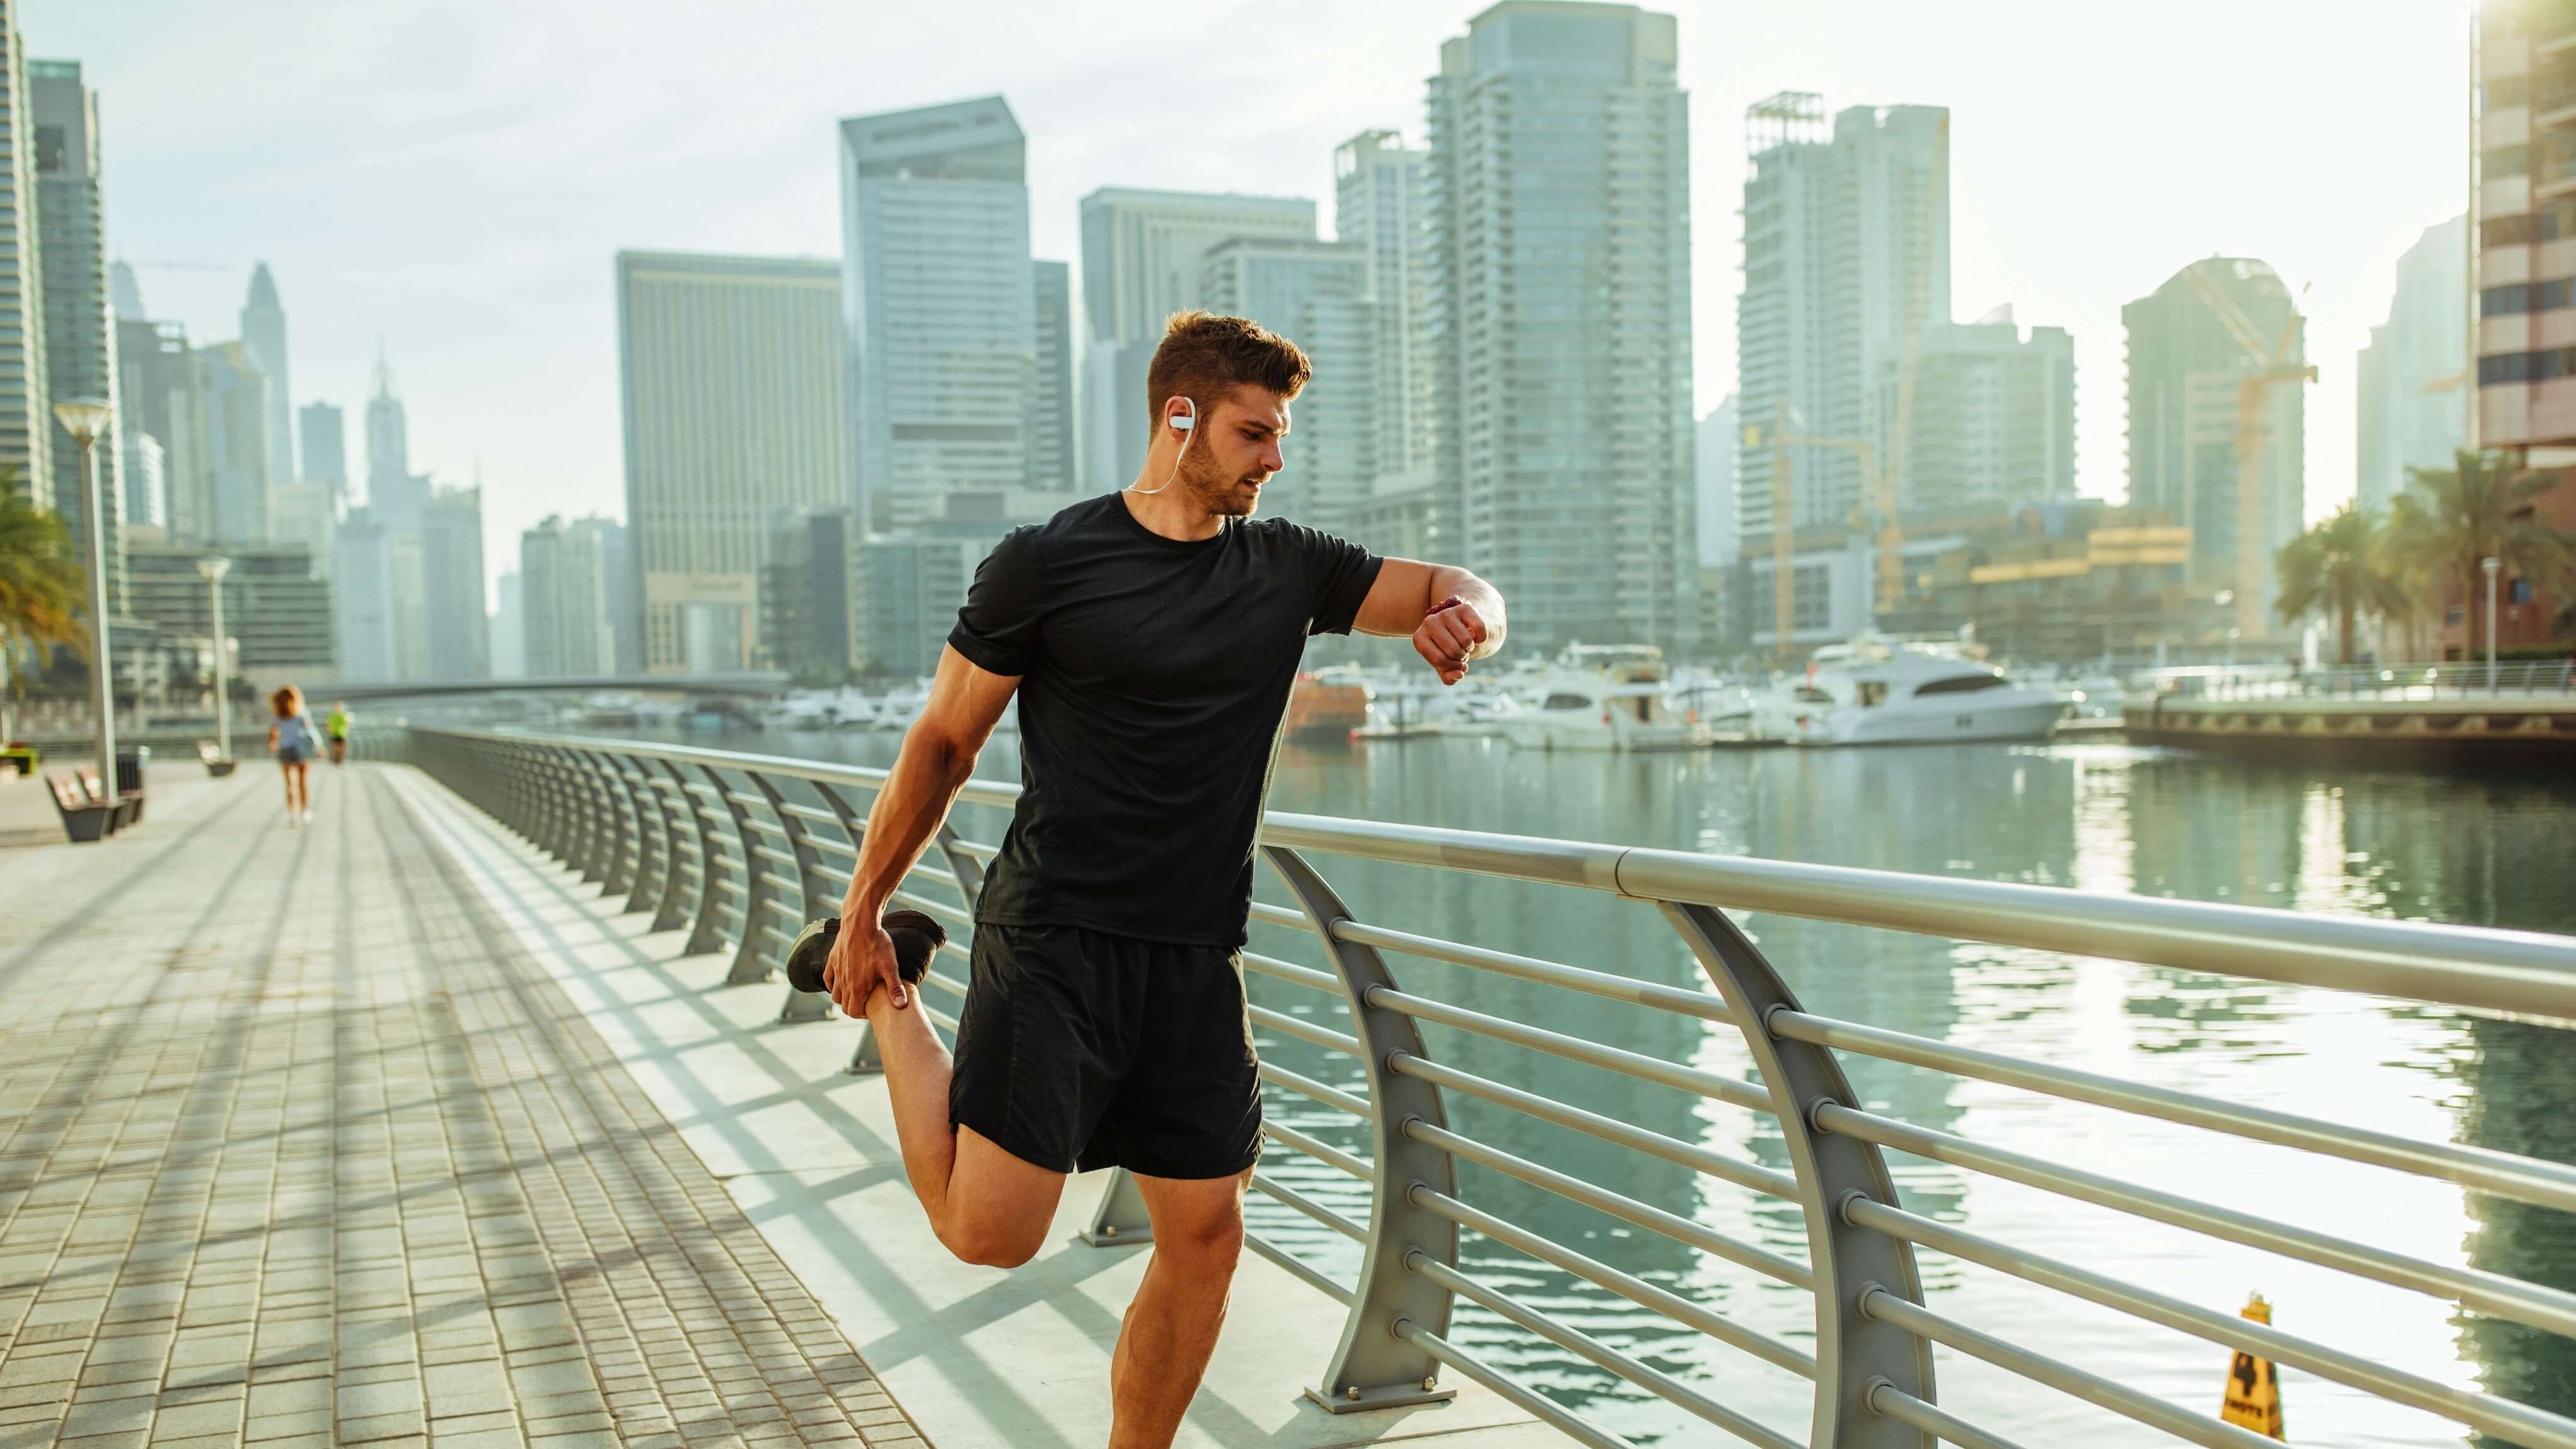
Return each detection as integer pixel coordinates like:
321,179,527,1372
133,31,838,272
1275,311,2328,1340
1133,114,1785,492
548,716,2572,1447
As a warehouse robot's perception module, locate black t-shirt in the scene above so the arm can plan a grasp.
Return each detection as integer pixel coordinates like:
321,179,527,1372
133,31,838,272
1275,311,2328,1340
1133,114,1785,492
946,492,1384,947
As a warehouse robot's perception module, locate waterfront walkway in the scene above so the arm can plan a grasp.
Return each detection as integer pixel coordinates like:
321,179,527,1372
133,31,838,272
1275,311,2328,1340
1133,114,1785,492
0,765,1550,1449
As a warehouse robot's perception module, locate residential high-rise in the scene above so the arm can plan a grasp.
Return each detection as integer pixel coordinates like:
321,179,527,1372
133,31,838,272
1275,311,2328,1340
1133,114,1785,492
1736,94,1950,543
1426,2,1696,653
616,250,847,672
597,518,638,673
1077,187,1314,489
240,264,292,488
1696,395,1738,567
491,570,526,679
299,401,347,503
1335,130,1432,482
193,341,272,543
365,348,411,516
109,258,143,319
121,430,162,528
116,317,203,539
267,480,335,582
2357,214,2468,516
839,97,1035,533
421,485,489,679
0,7,46,504
521,515,616,678
126,540,334,689
2123,257,2306,635
31,58,121,607
759,508,855,680
1197,236,1375,531
333,507,426,682
1029,259,1075,492
1883,308,2076,513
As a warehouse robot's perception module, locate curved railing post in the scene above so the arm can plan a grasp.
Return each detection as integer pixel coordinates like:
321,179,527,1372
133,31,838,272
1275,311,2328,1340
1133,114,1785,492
642,760,699,934
608,753,665,915
678,763,735,958
1661,901,1935,1448
718,766,782,985
752,772,834,1023
1263,844,1457,1414
584,747,638,896
566,746,618,886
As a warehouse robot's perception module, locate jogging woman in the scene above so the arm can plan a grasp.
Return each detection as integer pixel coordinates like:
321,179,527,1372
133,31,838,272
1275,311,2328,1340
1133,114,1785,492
267,686,319,826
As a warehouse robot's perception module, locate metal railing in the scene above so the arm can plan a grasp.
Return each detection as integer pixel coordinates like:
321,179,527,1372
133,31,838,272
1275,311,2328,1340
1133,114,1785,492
2170,659,2576,703
388,725,2576,1449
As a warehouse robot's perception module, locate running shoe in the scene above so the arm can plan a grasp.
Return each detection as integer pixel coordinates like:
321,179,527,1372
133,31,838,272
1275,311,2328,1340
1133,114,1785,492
785,908,945,996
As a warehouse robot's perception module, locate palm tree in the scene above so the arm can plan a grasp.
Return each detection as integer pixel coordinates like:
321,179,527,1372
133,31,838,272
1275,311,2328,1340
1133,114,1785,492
0,485,83,656
2275,504,2411,663
2391,449,2576,659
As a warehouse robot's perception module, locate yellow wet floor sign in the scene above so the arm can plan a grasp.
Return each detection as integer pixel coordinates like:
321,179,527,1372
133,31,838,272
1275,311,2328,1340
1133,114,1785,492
2220,1292,2285,1439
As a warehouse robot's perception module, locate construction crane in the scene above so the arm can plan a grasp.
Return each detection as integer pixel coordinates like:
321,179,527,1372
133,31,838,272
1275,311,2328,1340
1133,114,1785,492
1748,399,1878,665
2184,265,2315,643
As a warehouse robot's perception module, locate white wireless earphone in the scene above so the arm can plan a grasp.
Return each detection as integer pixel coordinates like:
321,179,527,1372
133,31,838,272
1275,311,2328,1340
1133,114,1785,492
1127,396,1198,496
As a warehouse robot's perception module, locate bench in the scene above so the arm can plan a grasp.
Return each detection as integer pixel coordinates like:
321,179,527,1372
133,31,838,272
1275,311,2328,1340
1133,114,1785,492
75,767,142,830
47,771,117,843
197,740,238,777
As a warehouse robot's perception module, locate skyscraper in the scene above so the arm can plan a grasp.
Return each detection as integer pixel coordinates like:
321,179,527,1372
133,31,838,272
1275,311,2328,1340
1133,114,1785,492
1029,259,1075,492
116,316,203,539
299,401,347,502
108,258,143,319
521,516,616,678
267,479,335,582
491,569,526,679
421,485,489,679
1884,309,2076,513
0,6,47,504
616,250,847,672
1197,236,1375,532
1335,130,1432,482
365,347,412,518
32,60,123,601
1426,1,1696,653
121,430,162,529
333,507,426,682
193,341,272,543
240,264,292,489
1077,187,1315,489
2357,214,2468,516
2124,257,2306,635
838,97,1035,533
1736,94,1951,543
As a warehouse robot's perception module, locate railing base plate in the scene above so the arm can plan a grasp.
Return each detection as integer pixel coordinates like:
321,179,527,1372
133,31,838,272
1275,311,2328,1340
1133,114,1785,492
1304,1384,1455,1415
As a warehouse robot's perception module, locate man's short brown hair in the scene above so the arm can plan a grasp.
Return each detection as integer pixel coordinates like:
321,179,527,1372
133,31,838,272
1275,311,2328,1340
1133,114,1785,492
1145,311,1310,425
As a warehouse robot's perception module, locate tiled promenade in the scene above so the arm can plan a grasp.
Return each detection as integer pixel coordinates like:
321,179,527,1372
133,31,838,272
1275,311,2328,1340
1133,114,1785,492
0,768,928,1449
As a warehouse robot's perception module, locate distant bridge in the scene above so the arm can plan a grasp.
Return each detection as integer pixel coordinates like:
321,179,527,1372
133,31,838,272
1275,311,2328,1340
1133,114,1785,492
319,672,793,702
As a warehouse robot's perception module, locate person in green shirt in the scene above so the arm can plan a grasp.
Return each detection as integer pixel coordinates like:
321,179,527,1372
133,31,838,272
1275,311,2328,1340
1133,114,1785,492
326,702,352,765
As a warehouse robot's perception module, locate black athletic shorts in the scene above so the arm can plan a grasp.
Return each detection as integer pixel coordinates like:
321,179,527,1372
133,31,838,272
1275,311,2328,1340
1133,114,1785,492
947,922,1262,1180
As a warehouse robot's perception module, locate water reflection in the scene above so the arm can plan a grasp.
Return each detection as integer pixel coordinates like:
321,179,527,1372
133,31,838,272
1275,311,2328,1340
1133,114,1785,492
548,716,2573,1447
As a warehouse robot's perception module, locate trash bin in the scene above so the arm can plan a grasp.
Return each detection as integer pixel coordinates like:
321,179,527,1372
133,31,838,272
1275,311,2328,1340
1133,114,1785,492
116,747,150,822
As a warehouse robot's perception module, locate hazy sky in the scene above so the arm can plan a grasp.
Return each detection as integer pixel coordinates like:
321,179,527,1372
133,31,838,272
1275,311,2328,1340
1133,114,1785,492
47,1,2468,595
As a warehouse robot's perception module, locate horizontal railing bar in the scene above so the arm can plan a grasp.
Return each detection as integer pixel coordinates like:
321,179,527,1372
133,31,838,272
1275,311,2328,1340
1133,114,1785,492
1258,1062,1373,1120
943,836,1000,862
1253,811,2576,1021
1818,1102,2576,1340
806,833,858,860
773,800,847,829
1242,1233,1352,1307
1846,1197,2576,1448
1241,950,1344,994
1338,921,1735,1024
1246,1004,1362,1057
1860,1287,2279,1449
1412,1186,1816,1379
1406,1120,1812,1290
1409,1252,1801,1449
748,843,799,870
1249,1172,1366,1243
709,876,745,897
1368,989,1771,1114
1392,1053,1796,1200
1392,1320,1634,1449
1262,1121,1370,1180
758,923,797,952
888,890,974,929
1864,1380,2032,1449
424,731,2576,1021
1779,1010,2576,1214
1247,900,1313,933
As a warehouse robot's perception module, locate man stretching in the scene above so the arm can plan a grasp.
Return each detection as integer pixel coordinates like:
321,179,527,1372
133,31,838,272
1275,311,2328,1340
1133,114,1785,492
824,311,1504,1448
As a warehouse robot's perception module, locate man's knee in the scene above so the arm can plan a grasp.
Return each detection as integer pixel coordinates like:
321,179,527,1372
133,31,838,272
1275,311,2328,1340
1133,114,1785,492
942,1216,1048,1270
1151,1173,1248,1267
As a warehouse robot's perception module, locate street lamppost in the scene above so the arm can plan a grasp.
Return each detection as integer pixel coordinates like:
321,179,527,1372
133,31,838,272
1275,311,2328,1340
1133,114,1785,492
197,556,232,761
52,397,116,811
2482,556,2502,689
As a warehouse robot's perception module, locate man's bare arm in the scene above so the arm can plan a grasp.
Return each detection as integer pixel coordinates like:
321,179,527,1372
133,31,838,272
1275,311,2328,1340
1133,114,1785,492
825,645,1017,1013
1353,557,1508,685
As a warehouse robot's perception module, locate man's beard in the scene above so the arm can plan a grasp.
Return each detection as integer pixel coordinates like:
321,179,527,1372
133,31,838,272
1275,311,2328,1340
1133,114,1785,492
1179,450,1267,518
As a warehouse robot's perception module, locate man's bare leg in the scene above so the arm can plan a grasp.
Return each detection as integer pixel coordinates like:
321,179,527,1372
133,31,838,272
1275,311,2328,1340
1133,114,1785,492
1108,1169,1251,1449
863,991,1067,1267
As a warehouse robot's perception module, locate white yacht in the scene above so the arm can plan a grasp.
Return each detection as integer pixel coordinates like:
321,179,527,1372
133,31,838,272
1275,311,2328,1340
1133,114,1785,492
1753,638,2066,745
1496,645,1709,752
